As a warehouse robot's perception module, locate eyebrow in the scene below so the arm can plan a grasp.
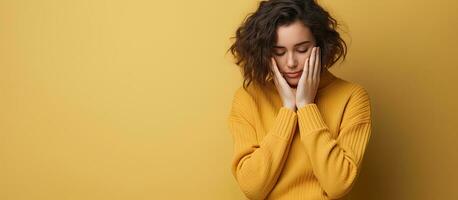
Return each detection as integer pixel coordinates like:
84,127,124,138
273,41,310,48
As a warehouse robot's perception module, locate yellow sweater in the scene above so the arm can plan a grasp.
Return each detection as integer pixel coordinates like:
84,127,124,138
227,69,372,200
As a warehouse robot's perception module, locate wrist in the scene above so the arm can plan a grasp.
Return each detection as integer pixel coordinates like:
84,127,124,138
283,104,297,112
297,102,313,109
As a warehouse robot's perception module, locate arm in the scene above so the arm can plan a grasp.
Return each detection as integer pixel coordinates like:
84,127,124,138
228,88,297,200
297,86,372,199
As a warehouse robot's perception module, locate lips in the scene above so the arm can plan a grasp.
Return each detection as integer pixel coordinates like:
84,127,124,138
284,70,302,78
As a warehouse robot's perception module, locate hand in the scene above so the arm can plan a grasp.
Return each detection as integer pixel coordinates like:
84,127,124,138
270,57,296,111
296,46,321,109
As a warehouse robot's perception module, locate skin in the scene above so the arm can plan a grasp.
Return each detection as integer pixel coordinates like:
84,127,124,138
270,19,321,112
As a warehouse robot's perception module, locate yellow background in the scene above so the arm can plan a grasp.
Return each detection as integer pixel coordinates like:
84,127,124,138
1,0,457,199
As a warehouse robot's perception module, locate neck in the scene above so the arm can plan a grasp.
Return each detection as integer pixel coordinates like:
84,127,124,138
318,68,336,90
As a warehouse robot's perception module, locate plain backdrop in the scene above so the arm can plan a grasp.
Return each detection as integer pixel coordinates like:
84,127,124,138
1,0,457,199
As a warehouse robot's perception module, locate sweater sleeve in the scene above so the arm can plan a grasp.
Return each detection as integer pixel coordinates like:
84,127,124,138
297,86,372,199
228,88,298,200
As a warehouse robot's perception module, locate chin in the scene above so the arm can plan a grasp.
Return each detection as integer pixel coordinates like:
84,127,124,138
287,79,299,88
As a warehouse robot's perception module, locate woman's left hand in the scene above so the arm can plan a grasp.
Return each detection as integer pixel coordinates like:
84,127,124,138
296,46,321,109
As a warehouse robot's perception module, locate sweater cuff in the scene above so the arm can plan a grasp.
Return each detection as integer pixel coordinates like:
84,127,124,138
297,104,327,134
271,107,298,140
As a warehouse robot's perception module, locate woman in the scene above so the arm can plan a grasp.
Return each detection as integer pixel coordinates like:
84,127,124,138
226,0,372,199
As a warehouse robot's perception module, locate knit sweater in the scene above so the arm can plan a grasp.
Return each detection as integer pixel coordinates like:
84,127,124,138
227,69,372,200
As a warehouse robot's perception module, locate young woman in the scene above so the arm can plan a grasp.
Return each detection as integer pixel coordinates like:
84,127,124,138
226,0,372,199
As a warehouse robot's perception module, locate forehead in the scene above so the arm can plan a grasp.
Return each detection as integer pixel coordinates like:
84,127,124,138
275,20,314,45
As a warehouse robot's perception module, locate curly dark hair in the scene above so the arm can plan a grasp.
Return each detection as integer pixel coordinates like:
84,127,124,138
227,0,348,89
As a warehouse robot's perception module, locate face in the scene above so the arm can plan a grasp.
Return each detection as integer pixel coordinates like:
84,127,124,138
272,19,317,88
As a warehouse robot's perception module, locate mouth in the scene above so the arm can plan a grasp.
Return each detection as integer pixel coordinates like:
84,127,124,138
283,70,302,78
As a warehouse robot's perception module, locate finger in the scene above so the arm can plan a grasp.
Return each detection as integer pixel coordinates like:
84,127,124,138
271,57,281,78
270,57,275,72
312,46,319,79
311,47,318,80
314,47,321,78
270,58,278,84
308,47,316,80
298,57,308,85
271,57,289,87
318,47,322,73
271,69,279,87
273,75,279,88
303,55,310,81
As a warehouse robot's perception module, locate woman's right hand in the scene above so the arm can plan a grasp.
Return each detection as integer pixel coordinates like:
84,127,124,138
270,57,296,111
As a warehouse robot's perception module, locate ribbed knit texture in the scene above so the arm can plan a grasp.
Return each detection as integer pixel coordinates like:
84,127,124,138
227,70,372,200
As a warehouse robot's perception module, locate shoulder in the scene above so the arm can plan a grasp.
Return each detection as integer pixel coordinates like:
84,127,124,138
344,80,371,105
231,85,256,105
228,81,273,123
334,79,372,123
228,85,257,122
231,81,268,105
330,77,371,102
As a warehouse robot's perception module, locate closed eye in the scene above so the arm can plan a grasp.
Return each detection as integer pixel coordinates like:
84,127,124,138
297,49,308,53
274,49,308,56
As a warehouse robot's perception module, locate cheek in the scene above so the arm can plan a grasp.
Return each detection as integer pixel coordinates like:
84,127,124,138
274,58,288,72
299,54,310,68
305,49,314,58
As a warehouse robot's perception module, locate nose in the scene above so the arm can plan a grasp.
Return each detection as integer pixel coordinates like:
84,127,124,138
286,52,298,69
